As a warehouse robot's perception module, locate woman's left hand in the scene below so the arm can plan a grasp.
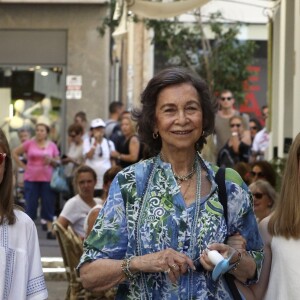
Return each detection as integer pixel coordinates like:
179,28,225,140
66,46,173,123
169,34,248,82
200,243,239,271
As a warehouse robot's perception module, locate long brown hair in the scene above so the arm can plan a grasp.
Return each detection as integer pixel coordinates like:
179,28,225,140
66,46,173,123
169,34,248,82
268,132,300,238
0,129,16,225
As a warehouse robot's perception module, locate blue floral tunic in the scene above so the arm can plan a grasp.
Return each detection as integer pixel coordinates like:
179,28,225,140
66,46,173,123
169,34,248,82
78,154,263,299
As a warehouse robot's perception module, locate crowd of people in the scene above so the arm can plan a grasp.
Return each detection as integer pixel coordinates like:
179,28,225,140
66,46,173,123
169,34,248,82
1,66,299,299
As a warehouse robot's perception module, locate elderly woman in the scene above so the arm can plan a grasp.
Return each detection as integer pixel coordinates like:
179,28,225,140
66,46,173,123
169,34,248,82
78,67,263,299
0,129,48,299
249,180,277,223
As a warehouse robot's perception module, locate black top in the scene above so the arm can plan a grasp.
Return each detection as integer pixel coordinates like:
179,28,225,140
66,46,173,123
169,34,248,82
118,135,143,168
217,141,251,168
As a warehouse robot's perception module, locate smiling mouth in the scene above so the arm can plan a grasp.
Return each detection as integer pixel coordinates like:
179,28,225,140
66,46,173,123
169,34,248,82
171,130,192,135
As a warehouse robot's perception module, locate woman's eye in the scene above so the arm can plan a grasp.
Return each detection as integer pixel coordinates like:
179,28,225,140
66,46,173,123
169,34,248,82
163,108,175,113
186,106,198,111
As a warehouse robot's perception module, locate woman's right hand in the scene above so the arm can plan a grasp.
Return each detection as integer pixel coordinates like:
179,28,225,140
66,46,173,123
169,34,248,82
130,248,195,284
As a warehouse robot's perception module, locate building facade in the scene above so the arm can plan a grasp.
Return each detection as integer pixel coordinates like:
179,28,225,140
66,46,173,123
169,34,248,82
0,0,110,151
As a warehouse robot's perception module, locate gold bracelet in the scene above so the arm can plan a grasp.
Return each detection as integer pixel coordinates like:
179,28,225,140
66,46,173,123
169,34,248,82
121,256,136,281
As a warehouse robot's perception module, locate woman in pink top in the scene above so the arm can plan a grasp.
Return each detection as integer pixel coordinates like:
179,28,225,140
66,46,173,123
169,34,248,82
13,123,60,239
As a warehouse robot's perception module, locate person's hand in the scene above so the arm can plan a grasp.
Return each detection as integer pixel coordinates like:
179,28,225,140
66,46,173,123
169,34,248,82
61,157,71,164
110,150,119,159
227,233,246,252
131,248,195,284
44,155,52,165
200,243,239,271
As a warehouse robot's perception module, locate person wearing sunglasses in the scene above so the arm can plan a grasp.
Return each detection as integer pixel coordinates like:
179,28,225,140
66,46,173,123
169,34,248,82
0,128,48,299
249,117,262,145
250,160,277,188
61,123,84,197
249,180,277,223
214,90,250,159
217,116,251,168
83,118,116,197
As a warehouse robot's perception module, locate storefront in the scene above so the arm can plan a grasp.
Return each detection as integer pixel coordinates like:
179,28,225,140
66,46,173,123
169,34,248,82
0,1,110,152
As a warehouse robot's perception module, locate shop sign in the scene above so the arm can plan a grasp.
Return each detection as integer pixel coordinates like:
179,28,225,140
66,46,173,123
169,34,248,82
66,75,82,100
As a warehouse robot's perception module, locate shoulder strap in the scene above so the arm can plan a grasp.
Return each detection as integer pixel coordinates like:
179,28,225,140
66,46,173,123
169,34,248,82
215,167,242,300
215,167,228,223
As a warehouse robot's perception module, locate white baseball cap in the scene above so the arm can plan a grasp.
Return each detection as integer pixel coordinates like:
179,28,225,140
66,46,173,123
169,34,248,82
90,118,106,128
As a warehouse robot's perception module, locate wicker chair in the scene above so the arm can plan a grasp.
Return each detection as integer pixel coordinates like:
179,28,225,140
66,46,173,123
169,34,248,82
52,221,116,300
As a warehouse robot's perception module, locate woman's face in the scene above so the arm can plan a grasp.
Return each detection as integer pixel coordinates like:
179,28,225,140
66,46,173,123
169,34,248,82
250,186,272,219
35,125,48,141
69,131,82,145
230,117,243,135
249,121,258,138
77,171,96,199
0,147,6,185
121,118,133,137
154,83,203,153
251,165,265,182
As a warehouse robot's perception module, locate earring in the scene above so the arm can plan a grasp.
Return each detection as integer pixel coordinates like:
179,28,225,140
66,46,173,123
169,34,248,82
202,130,205,137
153,132,159,139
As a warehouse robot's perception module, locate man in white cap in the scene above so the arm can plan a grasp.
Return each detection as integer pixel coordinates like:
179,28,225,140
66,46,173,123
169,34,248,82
83,118,116,197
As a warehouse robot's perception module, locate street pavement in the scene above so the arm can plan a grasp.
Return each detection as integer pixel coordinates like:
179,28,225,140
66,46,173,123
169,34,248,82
36,221,69,300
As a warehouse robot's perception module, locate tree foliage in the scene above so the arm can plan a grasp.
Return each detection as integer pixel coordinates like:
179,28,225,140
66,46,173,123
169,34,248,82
146,12,257,104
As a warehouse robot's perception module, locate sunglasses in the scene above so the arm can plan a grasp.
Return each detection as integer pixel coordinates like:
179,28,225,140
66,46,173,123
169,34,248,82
221,96,233,101
250,126,257,130
250,171,264,178
69,133,77,138
230,123,241,128
252,192,264,199
0,153,7,165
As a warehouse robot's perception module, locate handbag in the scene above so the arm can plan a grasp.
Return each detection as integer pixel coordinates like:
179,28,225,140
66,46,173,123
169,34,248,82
50,165,70,193
215,167,242,300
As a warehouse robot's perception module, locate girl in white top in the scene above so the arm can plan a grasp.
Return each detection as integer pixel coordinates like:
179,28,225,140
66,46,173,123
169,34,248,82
0,128,48,300
234,132,300,300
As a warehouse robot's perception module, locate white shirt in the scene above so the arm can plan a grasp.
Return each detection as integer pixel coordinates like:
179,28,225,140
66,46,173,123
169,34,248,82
265,236,300,300
0,210,48,300
59,194,103,237
252,128,269,153
64,142,84,177
83,137,115,189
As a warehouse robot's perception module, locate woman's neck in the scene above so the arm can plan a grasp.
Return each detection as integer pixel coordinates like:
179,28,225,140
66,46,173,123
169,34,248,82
160,151,197,176
80,194,95,207
35,138,47,145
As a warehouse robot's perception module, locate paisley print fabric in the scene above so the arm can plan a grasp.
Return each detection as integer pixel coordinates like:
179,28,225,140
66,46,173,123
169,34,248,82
78,154,263,299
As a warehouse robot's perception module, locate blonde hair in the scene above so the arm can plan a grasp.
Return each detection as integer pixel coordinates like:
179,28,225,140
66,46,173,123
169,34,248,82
268,132,300,238
229,115,246,129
